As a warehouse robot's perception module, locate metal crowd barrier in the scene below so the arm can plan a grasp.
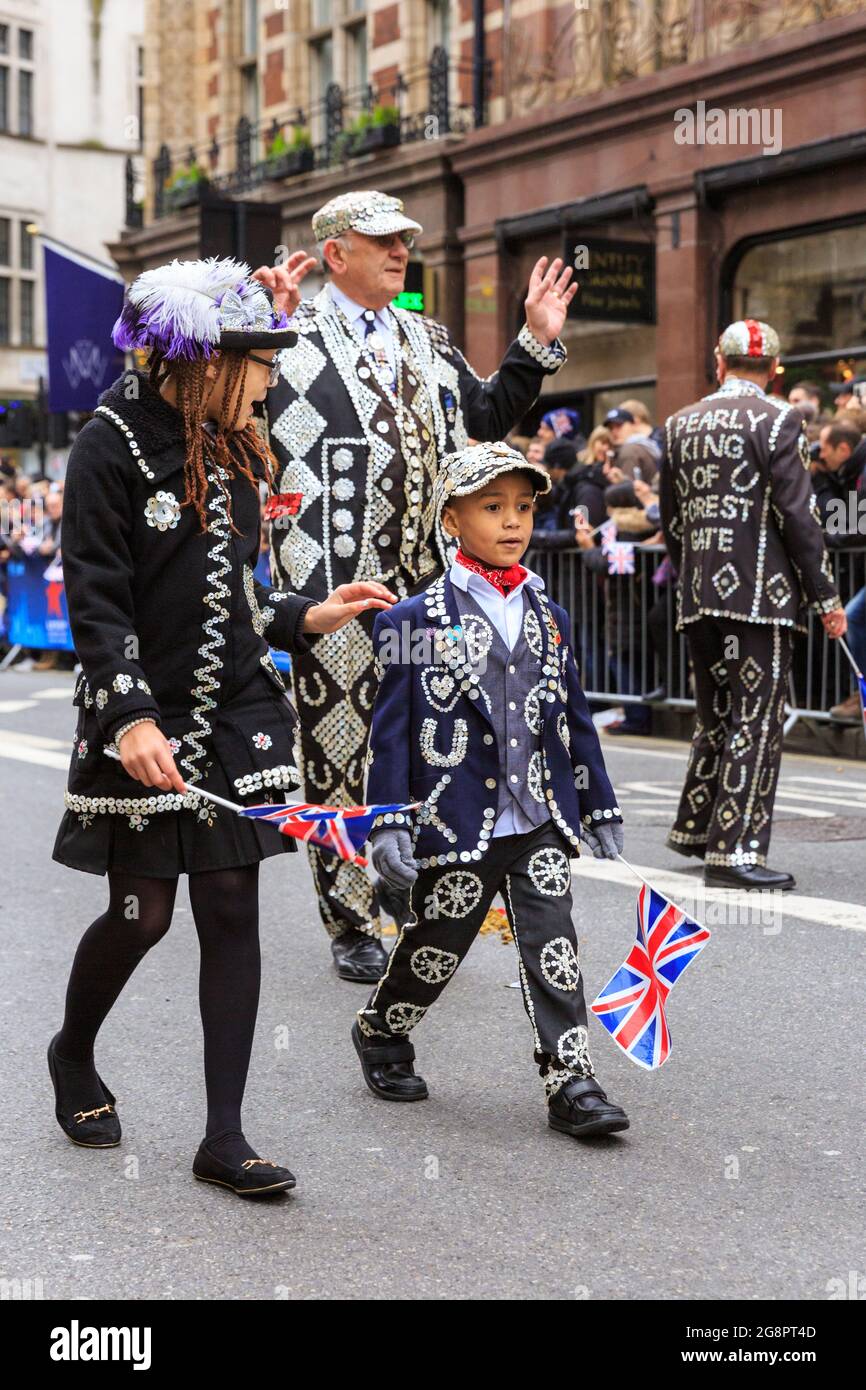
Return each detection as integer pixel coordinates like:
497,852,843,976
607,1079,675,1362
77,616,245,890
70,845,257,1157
525,542,866,733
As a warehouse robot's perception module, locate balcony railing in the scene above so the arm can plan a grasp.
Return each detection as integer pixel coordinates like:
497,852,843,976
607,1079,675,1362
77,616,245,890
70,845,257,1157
138,48,491,226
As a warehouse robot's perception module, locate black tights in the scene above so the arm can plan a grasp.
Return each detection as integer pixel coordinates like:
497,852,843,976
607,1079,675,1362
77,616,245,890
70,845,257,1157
56,866,263,1163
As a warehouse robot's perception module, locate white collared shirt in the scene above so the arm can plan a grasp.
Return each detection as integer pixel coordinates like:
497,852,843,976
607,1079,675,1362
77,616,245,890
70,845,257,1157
449,557,549,838
448,556,544,652
329,283,397,384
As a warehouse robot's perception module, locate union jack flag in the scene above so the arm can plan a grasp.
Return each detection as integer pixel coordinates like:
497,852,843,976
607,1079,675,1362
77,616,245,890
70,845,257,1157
606,541,635,576
590,883,710,1069
858,673,866,742
239,800,419,865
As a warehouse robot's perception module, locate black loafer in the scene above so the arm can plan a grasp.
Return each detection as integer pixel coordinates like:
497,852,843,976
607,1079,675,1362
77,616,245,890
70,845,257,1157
192,1140,296,1197
704,863,795,891
548,1075,630,1138
667,838,706,861
332,929,390,983
352,1020,428,1101
47,1034,121,1148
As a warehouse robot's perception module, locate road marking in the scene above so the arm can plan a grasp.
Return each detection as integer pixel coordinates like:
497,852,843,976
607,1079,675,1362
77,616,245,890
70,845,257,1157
32,687,74,701
0,728,69,750
0,728,70,769
790,774,866,793
572,857,866,932
603,746,688,762
0,700,36,714
620,781,680,798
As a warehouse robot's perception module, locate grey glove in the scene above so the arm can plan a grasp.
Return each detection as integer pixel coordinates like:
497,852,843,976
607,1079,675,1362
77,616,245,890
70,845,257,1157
581,821,624,860
370,828,419,890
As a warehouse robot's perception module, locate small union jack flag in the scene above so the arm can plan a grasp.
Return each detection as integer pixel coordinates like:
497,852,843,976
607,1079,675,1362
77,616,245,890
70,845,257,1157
858,673,866,742
606,541,635,576
590,883,710,1070
239,800,419,865
599,518,618,554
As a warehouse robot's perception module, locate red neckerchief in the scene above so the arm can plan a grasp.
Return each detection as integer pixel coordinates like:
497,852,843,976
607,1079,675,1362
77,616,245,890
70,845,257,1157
455,547,528,598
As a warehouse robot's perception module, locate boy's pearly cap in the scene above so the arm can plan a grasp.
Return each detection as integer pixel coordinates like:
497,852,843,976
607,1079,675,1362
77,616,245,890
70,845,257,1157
435,441,551,517
112,256,297,361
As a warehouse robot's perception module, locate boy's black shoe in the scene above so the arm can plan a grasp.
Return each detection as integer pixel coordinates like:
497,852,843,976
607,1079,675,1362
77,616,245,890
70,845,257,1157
47,1034,121,1148
548,1075,630,1138
351,1020,428,1101
192,1139,296,1197
332,928,389,982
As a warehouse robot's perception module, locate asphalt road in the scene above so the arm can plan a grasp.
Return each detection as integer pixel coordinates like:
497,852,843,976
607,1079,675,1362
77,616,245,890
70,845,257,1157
1,668,863,1301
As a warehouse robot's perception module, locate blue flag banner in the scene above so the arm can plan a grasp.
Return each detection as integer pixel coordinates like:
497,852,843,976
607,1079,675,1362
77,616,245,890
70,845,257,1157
5,556,74,651
44,242,125,412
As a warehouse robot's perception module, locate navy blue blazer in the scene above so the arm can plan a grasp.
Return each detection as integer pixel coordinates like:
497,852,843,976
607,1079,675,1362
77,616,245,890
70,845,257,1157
364,571,622,868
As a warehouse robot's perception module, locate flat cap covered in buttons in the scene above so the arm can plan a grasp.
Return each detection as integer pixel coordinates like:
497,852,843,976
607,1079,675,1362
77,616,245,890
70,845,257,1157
434,441,551,518
312,189,422,243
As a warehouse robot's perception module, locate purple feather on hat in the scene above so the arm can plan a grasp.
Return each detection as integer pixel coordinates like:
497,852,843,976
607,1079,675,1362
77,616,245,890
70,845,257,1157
111,256,285,360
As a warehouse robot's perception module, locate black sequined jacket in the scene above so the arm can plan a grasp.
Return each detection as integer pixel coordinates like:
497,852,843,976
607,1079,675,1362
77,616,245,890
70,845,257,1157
659,382,840,633
60,371,320,814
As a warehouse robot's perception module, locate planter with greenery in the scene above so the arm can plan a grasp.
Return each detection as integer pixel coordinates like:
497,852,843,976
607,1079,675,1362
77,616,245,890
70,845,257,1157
351,105,401,155
164,162,209,211
262,126,314,179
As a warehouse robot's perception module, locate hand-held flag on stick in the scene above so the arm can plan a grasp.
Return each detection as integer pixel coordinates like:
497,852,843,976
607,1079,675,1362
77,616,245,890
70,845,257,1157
102,749,417,866
238,800,419,864
591,878,710,1070
838,636,866,742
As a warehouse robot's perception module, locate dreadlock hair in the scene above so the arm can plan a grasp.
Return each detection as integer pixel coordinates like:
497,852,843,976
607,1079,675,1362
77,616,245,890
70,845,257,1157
147,349,276,533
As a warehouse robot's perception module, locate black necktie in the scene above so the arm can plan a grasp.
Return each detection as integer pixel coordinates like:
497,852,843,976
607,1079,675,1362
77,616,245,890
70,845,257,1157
362,310,395,391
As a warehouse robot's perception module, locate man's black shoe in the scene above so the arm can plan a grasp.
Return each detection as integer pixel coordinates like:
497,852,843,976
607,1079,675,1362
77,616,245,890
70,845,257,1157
548,1075,629,1138
351,1021,428,1101
331,928,389,982
704,863,795,891
667,838,706,861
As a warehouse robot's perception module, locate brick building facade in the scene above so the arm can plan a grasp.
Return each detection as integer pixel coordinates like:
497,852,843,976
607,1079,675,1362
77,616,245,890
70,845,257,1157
112,0,866,428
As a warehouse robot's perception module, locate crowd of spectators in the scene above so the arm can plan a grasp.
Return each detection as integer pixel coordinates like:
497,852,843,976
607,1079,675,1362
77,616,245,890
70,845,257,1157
506,377,866,734
0,456,69,670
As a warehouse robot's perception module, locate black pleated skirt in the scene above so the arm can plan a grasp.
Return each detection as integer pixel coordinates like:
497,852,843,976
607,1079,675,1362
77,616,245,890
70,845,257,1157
52,673,301,879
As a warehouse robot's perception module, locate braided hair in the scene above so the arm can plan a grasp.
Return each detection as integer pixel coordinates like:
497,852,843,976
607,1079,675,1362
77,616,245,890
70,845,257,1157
147,351,276,533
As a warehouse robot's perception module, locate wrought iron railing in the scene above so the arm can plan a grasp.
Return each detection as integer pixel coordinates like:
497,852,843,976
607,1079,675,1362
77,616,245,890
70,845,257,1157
140,48,491,225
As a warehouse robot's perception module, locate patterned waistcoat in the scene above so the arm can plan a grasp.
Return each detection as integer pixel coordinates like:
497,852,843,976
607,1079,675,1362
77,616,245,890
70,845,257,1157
456,587,549,830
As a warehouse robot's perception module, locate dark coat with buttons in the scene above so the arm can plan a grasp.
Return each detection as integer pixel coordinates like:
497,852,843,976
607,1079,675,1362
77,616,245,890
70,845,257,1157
265,285,566,601
61,371,320,807
363,571,620,865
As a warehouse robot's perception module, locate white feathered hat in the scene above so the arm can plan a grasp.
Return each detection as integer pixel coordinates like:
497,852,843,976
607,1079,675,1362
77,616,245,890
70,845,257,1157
112,256,297,360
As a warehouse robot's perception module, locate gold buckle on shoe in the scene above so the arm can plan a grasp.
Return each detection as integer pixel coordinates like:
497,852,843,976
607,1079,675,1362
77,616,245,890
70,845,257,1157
241,1158,278,1170
74,1104,114,1123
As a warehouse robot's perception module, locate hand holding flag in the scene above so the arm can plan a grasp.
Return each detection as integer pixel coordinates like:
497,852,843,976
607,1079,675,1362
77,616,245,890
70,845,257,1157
104,747,418,865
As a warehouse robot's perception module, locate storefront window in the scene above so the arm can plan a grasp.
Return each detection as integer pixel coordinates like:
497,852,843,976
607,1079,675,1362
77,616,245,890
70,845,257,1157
730,222,866,357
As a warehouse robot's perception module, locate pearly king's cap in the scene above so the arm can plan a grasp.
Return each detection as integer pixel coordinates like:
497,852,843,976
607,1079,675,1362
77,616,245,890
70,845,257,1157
434,441,552,518
111,256,297,361
312,189,423,243
717,319,781,360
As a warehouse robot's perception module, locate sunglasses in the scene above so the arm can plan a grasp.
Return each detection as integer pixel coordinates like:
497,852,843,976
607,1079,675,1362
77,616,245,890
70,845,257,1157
247,352,281,387
364,231,415,250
